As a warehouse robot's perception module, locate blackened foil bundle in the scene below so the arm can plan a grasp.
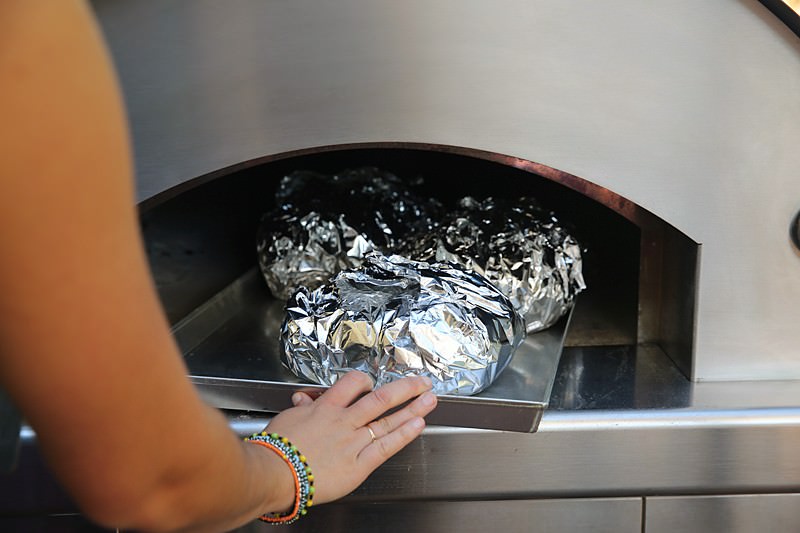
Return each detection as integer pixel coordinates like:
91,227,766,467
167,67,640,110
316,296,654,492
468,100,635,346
402,197,586,332
281,254,525,395
257,168,441,298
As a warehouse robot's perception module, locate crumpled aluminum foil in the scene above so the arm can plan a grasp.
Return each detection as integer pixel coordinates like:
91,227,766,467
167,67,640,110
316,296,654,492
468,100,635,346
401,197,586,332
275,167,441,250
257,168,441,298
257,211,378,300
281,254,525,396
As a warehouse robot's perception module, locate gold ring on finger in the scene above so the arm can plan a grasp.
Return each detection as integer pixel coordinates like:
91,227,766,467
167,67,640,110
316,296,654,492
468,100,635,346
367,425,377,443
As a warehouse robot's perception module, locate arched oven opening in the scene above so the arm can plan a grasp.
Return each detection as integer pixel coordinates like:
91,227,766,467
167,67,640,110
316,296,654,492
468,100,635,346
140,143,698,423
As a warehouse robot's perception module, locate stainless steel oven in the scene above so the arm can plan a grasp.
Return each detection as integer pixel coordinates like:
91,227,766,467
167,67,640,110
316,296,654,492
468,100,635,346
91,0,800,530
3,1,800,531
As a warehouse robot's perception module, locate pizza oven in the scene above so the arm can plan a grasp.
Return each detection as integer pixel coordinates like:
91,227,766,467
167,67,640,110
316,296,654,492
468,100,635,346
3,1,799,530
108,1,800,529
91,0,800,388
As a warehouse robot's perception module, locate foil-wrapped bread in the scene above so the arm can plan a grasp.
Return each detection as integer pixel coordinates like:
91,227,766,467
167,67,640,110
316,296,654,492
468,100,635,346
401,196,586,332
281,254,525,396
257,168,441,298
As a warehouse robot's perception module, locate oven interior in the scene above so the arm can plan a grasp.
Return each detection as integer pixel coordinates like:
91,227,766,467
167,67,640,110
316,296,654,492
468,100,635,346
141,146,698,415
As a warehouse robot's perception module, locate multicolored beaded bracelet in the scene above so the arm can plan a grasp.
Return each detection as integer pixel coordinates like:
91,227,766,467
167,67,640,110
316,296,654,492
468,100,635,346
244,432,314,525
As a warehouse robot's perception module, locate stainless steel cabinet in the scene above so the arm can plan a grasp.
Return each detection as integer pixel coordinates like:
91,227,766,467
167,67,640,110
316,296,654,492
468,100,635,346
237,498,643,533
646,494,800,533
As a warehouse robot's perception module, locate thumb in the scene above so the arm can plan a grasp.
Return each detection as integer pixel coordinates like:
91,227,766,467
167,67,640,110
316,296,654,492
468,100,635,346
291,391,315,407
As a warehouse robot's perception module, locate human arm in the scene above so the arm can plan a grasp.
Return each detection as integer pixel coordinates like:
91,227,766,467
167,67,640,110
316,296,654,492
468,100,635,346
0,1,436,531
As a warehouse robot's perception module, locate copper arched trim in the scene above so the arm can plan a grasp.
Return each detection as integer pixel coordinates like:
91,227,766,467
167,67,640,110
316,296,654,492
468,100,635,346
138,141,658,229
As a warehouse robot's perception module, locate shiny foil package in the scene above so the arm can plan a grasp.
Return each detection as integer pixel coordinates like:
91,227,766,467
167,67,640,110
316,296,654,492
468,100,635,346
257,211,378,300
402,197,586,332
281,254,525,396
258,168,441,298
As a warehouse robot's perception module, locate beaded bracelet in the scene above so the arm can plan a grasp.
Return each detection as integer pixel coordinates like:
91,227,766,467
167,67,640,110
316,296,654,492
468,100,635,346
244,432,314,525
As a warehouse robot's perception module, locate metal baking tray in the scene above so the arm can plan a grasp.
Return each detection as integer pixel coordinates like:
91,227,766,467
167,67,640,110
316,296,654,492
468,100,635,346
176,269,570,432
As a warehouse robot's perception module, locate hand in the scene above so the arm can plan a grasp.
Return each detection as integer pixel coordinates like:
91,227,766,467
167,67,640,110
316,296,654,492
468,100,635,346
263,372,437,506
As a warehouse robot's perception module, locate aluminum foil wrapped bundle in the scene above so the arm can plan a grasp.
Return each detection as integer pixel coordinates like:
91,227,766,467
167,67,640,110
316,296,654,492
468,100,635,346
281,254,525,396
257,211,378,300
402,197,586,333
258,167,442,298
275,167,442,250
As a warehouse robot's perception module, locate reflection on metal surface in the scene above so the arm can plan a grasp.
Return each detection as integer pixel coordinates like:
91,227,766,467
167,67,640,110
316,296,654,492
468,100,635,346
548,345,692,411
180,269,569,432
550,343,800,414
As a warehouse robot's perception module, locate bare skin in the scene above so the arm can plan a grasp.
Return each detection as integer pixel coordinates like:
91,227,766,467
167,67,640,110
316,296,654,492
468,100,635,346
0,1,436,531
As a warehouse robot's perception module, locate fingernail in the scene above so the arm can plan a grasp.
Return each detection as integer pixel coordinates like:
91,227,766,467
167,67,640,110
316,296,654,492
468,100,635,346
421,376,433,388
421,392,436,407
411,417,425,430
291,393,303,405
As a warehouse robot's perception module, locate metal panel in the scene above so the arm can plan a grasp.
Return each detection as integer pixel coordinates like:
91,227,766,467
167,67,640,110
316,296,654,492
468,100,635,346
236,498,642,533
5,398,800,513
92,0,800,381
646,494,800,533
221,346,800,500
228,410,800,501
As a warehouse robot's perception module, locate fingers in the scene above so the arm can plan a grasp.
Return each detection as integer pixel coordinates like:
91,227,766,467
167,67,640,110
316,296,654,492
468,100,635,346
366,391,437,441
347,375,433,427
315,371,374,407
358,417,426,471
291,391,314,407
